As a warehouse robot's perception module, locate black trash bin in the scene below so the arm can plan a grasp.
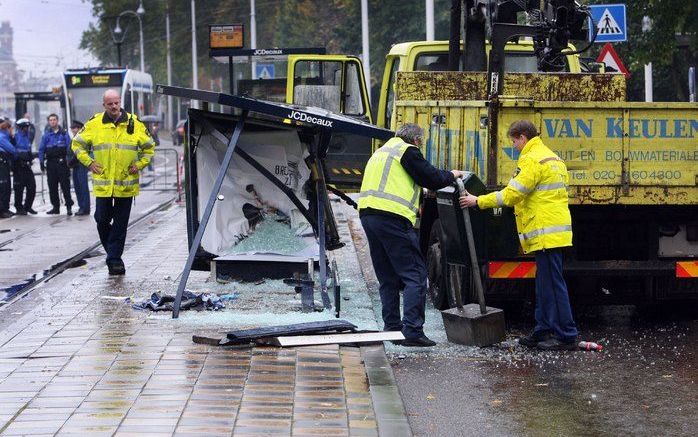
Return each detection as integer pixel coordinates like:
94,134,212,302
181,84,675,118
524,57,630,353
436,171,487,267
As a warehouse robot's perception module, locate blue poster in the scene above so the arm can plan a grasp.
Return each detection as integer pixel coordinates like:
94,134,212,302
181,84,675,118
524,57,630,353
589,4,627,43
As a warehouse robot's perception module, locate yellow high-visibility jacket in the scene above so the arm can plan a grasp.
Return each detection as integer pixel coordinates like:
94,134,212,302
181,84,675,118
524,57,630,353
71,111,155,198
358,137,420,225
478,136,572,253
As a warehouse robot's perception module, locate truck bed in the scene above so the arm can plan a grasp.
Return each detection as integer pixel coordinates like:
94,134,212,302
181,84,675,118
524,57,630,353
394,72,698,205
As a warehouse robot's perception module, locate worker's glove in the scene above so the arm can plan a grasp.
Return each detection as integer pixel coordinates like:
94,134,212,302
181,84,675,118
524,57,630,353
40,161,45,173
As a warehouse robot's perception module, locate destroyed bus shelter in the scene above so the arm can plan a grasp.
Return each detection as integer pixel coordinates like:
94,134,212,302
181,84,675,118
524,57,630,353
156,85,393,318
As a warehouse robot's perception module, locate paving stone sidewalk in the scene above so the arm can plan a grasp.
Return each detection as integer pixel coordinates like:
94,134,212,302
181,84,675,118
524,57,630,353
0,202,410,436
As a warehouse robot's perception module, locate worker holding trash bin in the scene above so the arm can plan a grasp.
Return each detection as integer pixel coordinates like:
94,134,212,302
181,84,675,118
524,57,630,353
459,120,578,351
359,123,463,347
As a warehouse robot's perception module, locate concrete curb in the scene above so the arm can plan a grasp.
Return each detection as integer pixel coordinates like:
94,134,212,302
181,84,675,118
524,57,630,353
362,344,413,437
342,202,413,436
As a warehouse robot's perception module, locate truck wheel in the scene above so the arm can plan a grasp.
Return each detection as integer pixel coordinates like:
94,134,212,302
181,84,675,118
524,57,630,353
425,219,473,309
427,219,448,310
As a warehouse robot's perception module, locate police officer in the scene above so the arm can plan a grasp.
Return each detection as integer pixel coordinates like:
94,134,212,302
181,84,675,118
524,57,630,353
71,89,155,275
13,119,37,215
39,113,73,215
69,121,90,215
358,123,463,347
460,120,578,351
0,120,17,218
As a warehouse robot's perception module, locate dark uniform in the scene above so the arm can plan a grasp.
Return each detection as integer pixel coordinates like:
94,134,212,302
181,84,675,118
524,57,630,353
39,128,74,215
0,128,16,218
12,124,36,215
69,121,90,215
358,136,455,343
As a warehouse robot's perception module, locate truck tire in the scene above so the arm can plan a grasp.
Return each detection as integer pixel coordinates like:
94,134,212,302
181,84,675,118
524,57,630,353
426,219,448,309
426,219,476,309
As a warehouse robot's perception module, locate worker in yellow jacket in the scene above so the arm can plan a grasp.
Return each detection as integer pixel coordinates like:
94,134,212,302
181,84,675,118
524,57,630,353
71,89,155,275
460,120,578,351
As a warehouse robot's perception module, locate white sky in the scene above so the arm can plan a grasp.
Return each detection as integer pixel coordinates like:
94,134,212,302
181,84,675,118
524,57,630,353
1,0,98,79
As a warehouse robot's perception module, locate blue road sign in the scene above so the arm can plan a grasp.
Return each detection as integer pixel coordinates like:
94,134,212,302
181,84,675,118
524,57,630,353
589,4,627,43
255,63,275,79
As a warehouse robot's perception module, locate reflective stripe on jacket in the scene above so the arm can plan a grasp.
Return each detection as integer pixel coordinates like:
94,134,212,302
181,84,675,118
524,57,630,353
71,111,155,198
478,136,572,253
357,137,420,225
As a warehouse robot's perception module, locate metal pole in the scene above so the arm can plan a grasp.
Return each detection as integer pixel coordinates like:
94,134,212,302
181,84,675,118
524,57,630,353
191,0,199,109
644,62,653,102
116,42,122,67
689,67,696,102
173,112,248,318
361,0,371,102
426,0,435,41
229,56,234,95
138,17,145,72
166,3,173,130
250,0,257,79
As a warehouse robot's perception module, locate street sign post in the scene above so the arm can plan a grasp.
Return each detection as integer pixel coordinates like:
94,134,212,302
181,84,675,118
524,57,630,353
589,4,627,43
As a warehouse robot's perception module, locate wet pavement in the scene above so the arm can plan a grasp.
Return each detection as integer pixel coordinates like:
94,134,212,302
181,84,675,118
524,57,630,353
0,197,406,436
2,177,696,436
347,211,697,437
0,144,182,301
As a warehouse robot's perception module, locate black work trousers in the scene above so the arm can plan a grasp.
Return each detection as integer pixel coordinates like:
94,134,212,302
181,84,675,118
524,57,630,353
46,158,73,210
0,157,10,212
94,197,133,263
13,162,35,211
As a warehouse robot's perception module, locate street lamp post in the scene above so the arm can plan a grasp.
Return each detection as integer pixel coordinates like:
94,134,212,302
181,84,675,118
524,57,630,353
113,1,146,72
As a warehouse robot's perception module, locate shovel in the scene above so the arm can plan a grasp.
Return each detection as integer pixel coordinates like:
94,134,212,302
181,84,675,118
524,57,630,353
440,178,506,347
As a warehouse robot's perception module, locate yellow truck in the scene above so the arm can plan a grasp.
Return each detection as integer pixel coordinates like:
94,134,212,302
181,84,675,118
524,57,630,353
375,39,698,306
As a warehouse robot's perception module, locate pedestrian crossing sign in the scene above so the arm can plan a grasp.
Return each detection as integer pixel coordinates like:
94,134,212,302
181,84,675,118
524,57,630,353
255,63,275,80
589,4,627,43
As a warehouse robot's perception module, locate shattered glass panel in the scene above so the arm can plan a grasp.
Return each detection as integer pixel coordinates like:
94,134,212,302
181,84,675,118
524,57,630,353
224,215,313,256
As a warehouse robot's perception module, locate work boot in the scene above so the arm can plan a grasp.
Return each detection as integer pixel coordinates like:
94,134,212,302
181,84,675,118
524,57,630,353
15,208,27,216
518,330,552,348
536,338,577,351
107,259,126,276
46,208,59,215
26,208,37,215
66,206,73,216
401,335,437,347
0,210,13,219
75,209,89,216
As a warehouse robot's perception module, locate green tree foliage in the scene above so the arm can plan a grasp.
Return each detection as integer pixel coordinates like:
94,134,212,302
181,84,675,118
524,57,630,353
81,1,693,112
80,0,453,113
586,0,697,101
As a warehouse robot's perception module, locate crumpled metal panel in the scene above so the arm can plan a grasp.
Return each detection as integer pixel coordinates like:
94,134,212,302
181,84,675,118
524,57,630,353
396,72,626,102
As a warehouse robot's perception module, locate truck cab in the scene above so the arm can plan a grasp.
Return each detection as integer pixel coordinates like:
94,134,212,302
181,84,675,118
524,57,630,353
225,52,372,189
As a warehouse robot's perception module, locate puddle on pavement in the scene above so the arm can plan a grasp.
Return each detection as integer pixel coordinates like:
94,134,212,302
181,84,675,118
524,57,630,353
0,275,37,304
1,253,93,304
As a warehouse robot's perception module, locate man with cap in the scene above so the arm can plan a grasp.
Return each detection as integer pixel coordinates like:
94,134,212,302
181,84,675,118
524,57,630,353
39,113,73,215
0,120,17,218
13,119,37,215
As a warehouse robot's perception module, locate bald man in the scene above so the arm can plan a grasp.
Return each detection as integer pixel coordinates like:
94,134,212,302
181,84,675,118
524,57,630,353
71,89,155,275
